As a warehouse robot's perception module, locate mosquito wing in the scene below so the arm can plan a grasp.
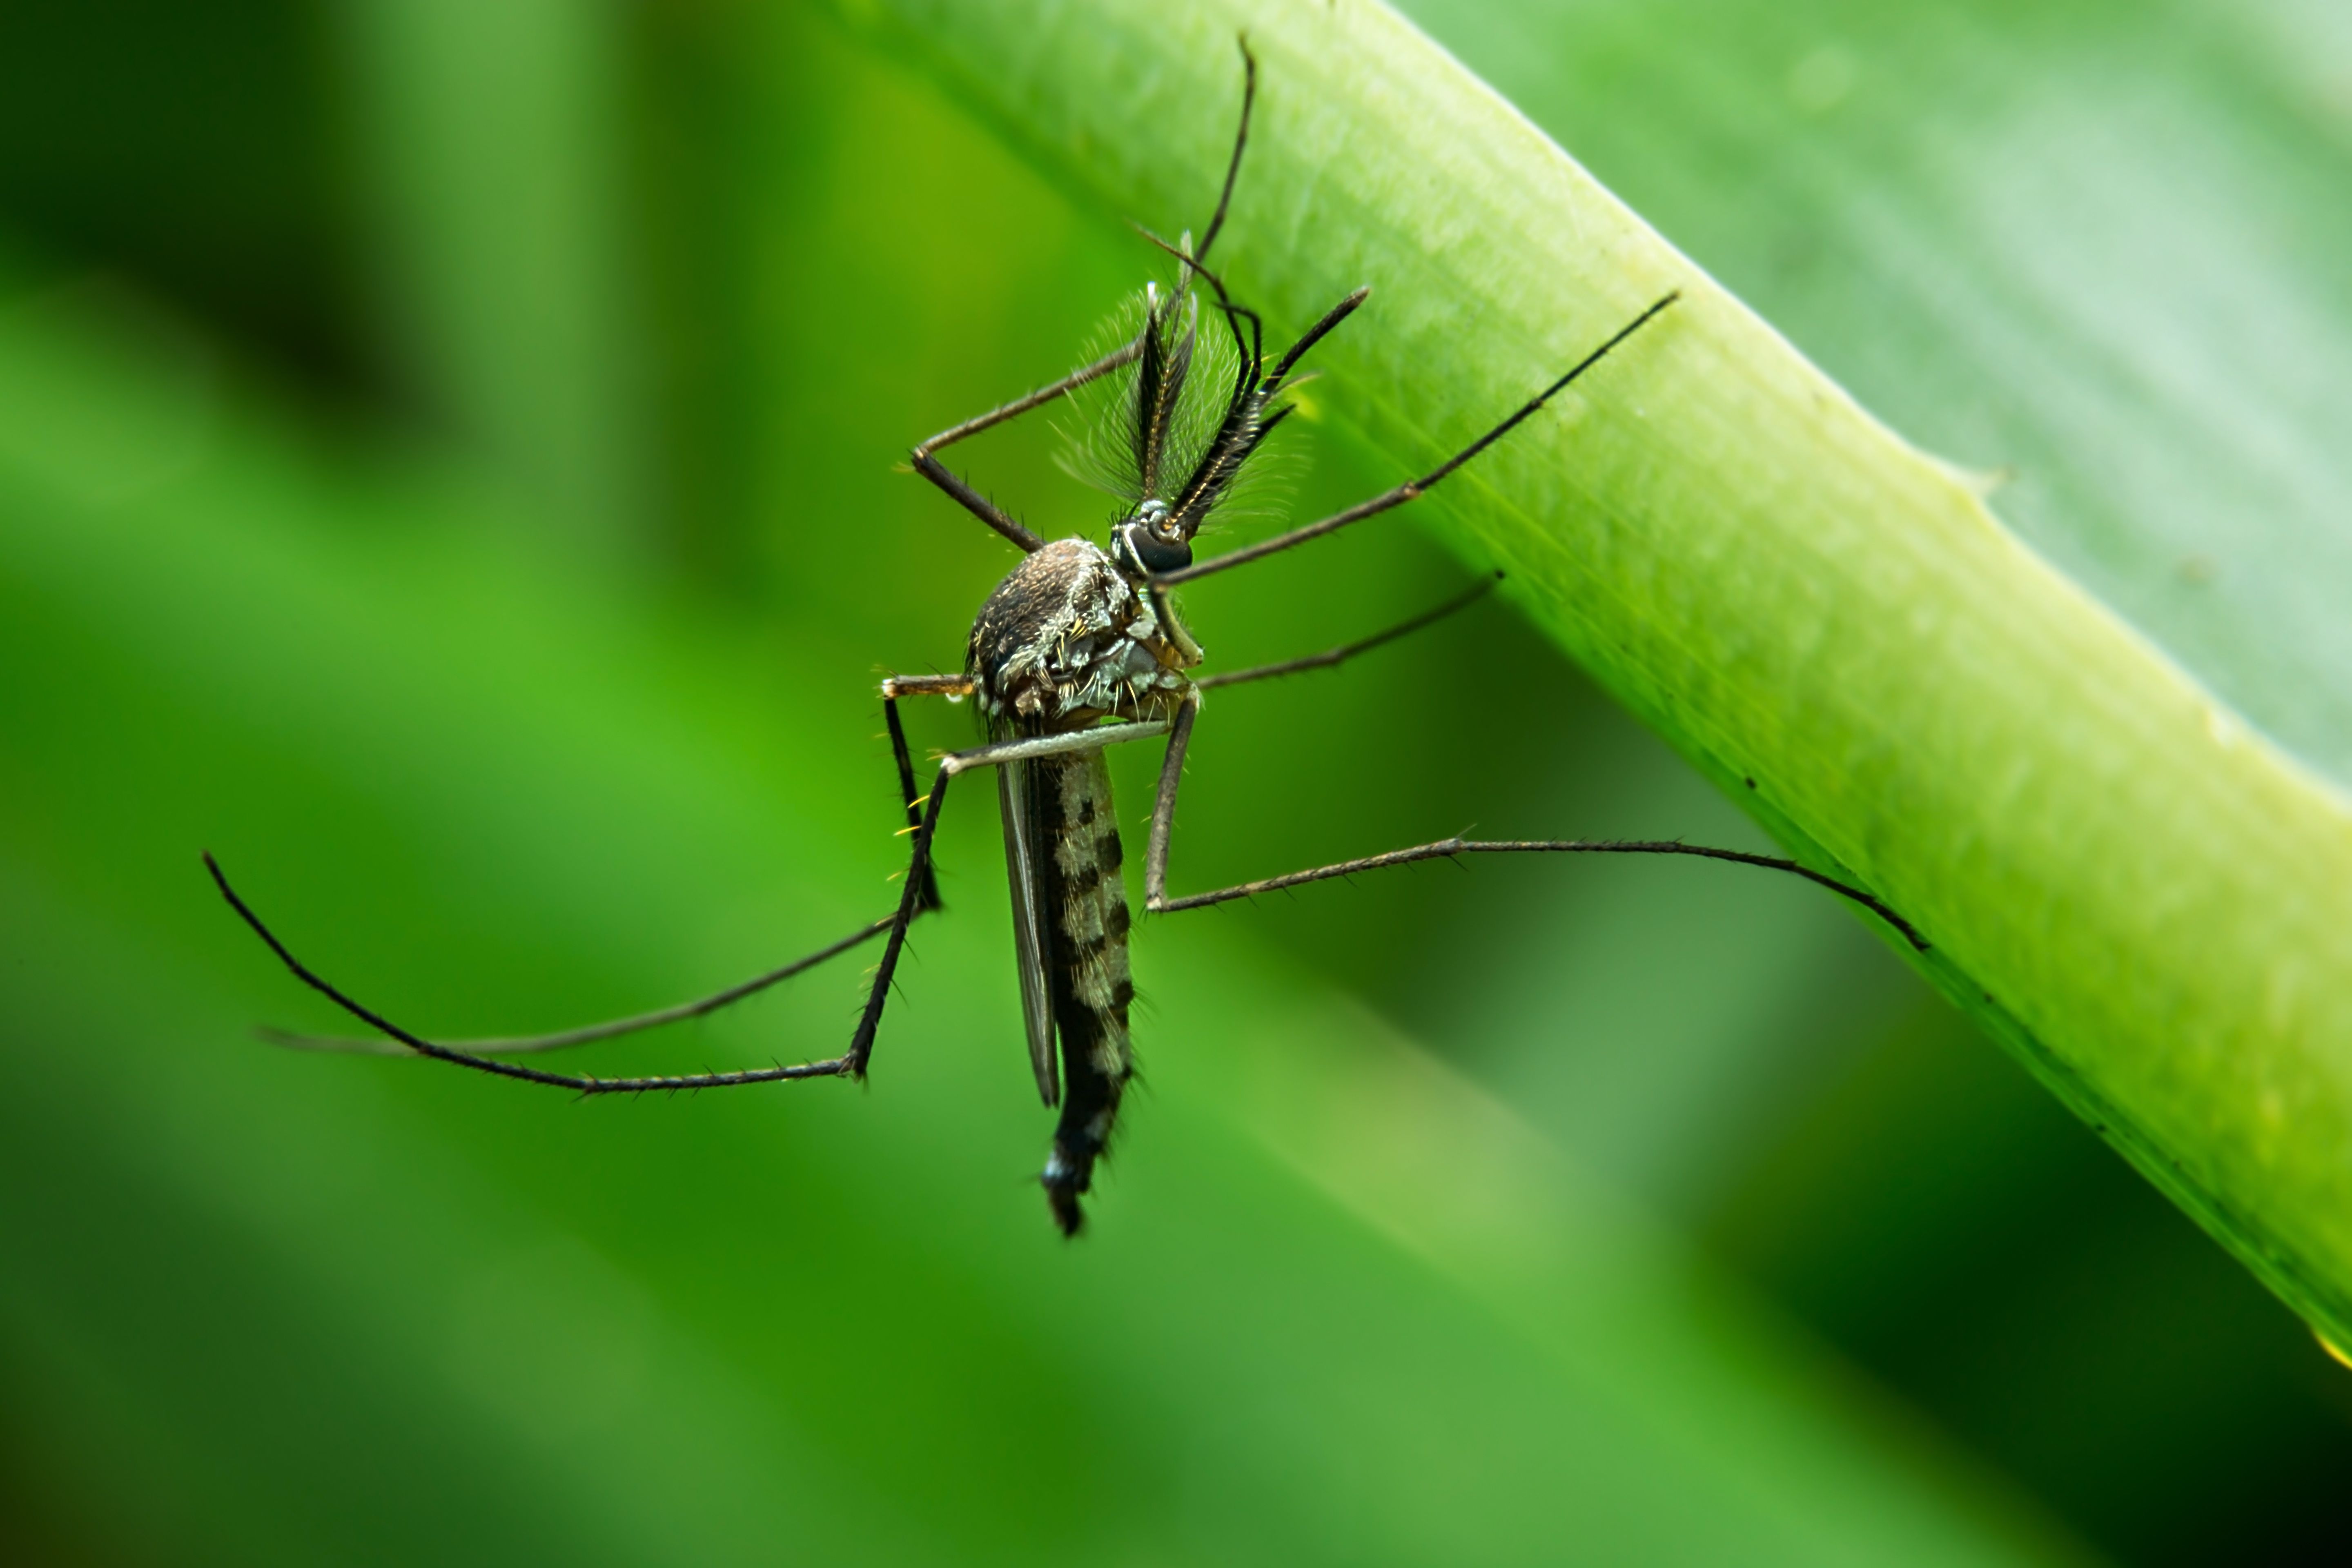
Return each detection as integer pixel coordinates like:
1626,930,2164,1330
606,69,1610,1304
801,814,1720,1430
996,753,1061,1106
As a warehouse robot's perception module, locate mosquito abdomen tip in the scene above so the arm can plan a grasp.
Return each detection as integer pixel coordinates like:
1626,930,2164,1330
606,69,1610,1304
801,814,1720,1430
1045,1179,1086,1236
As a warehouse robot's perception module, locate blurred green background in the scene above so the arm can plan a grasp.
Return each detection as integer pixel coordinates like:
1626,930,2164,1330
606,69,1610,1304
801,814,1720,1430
4,0,2350,1562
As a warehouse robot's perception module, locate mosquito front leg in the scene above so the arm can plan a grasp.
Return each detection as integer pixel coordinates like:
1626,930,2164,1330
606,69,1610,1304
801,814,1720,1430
906,40,1254,559
903,44,1270,567
910,342,1145,554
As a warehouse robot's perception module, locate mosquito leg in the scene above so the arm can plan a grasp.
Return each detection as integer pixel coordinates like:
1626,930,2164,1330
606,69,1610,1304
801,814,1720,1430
843,769,952,1076
1147,826,1925,950
1152,292,1682,589
937,719,1172,777
1137,710,1924,949
1194,573,1500,692
1144,691,1200,913
842,719,1176,1075
208,853,873,1091
910,342,1145,554
259,684,982,1060
881,675,978,698
1264,287,1371,392
1191,39,1256,268
221,715,1175,1086
882,674,974,914
260,913,900,1057
223,764,958,1090
907,40,1255,556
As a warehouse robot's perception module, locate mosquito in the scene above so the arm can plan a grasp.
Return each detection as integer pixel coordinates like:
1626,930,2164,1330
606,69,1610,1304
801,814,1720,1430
208,42,1923,1236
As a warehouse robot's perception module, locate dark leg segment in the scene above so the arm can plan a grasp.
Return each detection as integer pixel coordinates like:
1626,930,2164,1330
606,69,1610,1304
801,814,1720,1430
843,771,953,1075
208,766,958,1092
884,690,949,913
1191,39,1256,267
1265,286,1370,389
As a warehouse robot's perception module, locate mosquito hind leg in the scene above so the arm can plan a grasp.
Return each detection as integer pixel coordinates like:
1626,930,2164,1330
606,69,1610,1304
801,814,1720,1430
258,912,899,1057
257,688,978,1060
1138,697,1924,949
212,853,877,1090
212,735,966,1088
909,344,1143,554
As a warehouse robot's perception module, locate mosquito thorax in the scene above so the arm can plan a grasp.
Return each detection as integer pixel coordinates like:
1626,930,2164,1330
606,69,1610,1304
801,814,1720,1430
966,538,1198,728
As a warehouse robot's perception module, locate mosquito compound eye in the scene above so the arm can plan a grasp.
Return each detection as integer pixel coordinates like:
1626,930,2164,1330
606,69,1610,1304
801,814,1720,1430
1120,521,1192,575
1140,535,1192,573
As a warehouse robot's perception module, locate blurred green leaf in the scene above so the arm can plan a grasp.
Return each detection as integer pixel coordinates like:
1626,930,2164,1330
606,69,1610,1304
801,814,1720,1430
336,0,648,550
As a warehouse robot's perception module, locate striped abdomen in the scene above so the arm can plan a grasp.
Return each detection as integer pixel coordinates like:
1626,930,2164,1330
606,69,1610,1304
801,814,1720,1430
1039,749,1134,1234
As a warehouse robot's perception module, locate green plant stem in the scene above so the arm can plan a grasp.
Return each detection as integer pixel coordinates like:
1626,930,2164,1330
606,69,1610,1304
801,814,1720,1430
842,0,2352,1344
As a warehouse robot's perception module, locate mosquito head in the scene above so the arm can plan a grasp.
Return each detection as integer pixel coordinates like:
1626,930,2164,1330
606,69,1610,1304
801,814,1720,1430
1109,498,1193,579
